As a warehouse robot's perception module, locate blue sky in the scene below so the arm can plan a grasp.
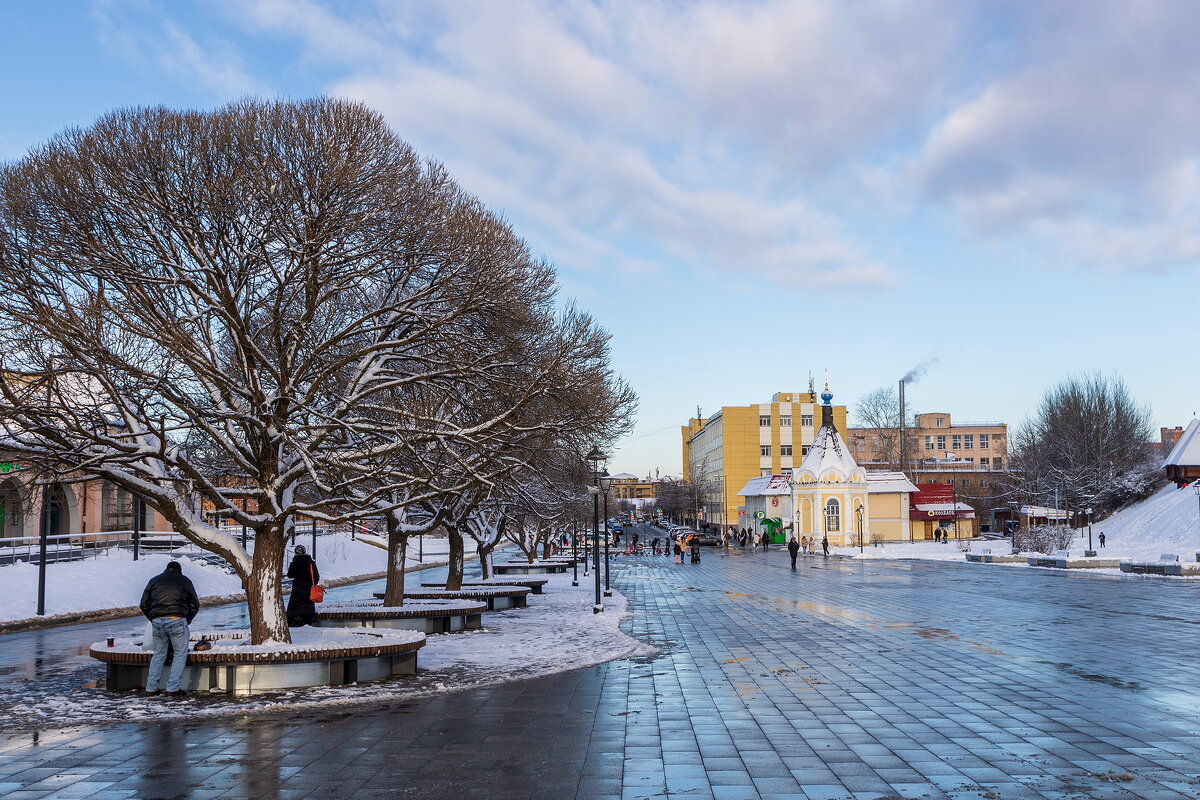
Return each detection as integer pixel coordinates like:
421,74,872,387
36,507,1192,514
2,1,1198,477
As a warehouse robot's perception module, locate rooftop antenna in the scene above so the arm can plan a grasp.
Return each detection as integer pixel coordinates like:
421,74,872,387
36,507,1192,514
697,405,702,420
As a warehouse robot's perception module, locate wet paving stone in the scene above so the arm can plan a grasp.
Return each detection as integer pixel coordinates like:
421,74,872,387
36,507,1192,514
3,533,1200,798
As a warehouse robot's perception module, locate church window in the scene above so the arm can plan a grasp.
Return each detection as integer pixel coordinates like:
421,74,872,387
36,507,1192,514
825,498,841,532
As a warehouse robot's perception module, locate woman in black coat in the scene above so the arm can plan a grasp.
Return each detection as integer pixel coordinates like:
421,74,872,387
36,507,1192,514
286,545,320,627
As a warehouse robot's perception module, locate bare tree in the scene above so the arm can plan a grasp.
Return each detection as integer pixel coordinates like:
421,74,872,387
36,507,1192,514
0,99,579,643
852,386,919,470
1010,373,1158,519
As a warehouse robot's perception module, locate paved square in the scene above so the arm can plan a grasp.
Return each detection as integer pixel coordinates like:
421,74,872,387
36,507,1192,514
2,527,1199,799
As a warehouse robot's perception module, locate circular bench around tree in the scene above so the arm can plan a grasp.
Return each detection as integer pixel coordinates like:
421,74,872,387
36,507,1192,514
493,562,570,575
420,578,549,594
373,586,533,610
90,628,425,696
316,599,485,633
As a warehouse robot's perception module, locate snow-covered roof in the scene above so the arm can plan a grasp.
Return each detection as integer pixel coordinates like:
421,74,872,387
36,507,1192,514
915,502,976,518
1163,418,1200,467
794,423,864,484
608,472,639,480
1020,505,1068,519
737,475,792,497
866,471,918,494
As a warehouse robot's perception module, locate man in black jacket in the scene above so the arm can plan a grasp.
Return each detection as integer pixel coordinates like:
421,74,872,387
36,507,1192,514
140,561,200,696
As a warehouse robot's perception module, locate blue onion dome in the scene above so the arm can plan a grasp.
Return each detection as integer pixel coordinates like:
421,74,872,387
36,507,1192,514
820,389,833,406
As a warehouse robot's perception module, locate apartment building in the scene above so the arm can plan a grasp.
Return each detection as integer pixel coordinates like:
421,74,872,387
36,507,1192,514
681,390,848,528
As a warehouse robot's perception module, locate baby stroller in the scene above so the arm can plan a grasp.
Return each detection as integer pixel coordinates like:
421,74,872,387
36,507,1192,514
689,545,701,563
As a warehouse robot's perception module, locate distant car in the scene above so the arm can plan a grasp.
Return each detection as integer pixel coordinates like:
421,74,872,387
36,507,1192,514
694,531,722,546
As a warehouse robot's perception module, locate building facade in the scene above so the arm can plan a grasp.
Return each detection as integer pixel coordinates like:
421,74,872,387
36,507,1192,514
736,387,918,546
681,390,848,529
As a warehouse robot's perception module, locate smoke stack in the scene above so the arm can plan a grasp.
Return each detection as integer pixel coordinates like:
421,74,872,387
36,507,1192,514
899,379,905,474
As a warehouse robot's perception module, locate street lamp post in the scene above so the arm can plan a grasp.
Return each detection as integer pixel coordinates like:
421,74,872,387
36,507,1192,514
601,471,612,597
857,504,864,553
586,447,606,613
1086,507,1094,554
571,519,579,587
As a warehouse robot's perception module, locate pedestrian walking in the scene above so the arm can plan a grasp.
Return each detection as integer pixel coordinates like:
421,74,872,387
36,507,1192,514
788,537,800,570
759,532,769,551
822,536,829,556
286,544,321,627
1098,531,1106,548
673,538,682,564
139,561,200,696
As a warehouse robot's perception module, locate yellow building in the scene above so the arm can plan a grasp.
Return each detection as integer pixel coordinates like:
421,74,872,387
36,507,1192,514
737,386,917,546
681,390,848,529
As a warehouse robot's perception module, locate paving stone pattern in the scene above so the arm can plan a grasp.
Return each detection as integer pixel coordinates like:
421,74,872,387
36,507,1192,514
2,525,1200,799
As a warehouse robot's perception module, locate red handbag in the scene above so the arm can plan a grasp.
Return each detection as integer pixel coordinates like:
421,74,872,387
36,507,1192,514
309,563,325,603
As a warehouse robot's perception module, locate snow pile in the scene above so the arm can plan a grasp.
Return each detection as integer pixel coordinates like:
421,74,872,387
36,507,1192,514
832,540,976,562
92,626,425,657
1073,483,1200,561
0,533,455,624
1,571,653,730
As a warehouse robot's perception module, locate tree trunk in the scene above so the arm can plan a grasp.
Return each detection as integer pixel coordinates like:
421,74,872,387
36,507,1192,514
244,521,290,644
445,524,465,590
382,513,408,606
478,542,495,579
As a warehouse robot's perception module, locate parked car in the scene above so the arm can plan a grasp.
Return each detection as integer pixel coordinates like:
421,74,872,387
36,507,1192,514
694,531,723,546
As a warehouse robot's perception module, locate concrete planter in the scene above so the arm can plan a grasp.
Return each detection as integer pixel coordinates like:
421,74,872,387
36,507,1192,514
494,562,570,575
316,599,485,633
964,552,1028,563
1028,555,1122,569
90,628,425,696
421,578,548,594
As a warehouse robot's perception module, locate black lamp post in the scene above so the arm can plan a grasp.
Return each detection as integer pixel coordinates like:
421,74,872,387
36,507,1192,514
856,504,864,553
586,446,606,613
571,519,579,587
601,470,612,597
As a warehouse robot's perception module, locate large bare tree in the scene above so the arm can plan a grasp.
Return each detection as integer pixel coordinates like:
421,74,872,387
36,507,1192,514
0,99,580,643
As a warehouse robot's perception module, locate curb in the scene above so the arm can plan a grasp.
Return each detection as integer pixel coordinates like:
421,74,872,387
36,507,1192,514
0,555,475,635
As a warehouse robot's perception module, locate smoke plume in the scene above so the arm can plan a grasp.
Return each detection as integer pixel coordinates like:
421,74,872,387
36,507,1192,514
901,358,939,384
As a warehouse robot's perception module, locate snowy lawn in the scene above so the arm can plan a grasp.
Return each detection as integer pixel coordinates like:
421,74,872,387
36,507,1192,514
832,539,980,562
0,533,454,624
1,571,653,730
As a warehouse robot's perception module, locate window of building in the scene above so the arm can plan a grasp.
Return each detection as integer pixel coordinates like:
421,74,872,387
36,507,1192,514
761,468,772,477
924,435,933,451
935,418,943,427
980,479,989,489
760,445,771,456
993,458,1003,469
802,445,811,456
780,416,791,426
979,434,989,449
936,435,946,450
780,445,793,456
825,498,841,532
963,434,973,449
980,457,989,468
801,414,814,426
961,479,971,489
759,415,771,426
781,468,793,477
952,434,961,449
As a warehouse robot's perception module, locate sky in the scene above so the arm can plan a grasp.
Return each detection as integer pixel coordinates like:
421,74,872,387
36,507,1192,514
2,0,1198,478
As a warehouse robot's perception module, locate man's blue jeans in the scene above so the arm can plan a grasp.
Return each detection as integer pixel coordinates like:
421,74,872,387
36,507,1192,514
146,617,189,692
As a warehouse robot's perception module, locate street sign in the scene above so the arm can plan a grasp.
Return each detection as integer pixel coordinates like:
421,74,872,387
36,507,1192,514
755,510,766,519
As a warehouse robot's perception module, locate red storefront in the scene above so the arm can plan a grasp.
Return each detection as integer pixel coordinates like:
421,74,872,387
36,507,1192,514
909,483,976,540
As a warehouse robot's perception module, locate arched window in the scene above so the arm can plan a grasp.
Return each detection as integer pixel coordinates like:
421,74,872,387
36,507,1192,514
825,498,840,532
